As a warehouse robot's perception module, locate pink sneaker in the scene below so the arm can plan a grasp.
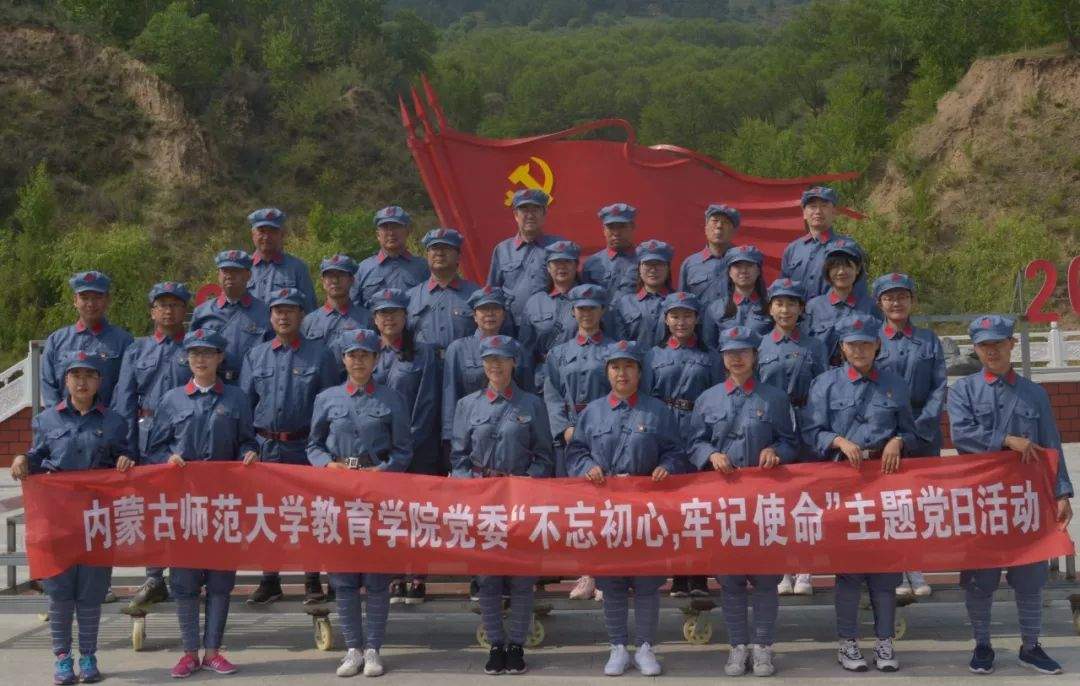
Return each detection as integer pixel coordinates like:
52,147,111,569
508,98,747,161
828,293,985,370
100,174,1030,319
569,575,596,600
170,654,200,679
202,653,238,675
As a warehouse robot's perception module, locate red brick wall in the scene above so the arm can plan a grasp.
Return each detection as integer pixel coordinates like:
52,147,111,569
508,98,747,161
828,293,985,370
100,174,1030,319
0,407,32,468
941,380,1080,449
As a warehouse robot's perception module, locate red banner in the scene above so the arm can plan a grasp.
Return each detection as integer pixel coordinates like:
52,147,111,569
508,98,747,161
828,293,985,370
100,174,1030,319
402,76,862,284
22,451,1072,579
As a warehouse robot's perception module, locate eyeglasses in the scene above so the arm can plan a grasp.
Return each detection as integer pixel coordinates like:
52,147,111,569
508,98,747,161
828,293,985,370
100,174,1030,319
879,292,912,304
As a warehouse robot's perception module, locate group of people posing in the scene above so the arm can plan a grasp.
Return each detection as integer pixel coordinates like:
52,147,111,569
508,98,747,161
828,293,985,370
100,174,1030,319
10,186,1074,682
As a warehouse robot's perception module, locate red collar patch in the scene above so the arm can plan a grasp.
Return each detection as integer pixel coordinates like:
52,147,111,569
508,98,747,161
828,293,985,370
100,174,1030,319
607,391,638,408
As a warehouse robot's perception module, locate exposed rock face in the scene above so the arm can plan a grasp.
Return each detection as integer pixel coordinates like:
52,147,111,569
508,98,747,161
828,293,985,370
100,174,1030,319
0,24,217,189
870,53,1080,226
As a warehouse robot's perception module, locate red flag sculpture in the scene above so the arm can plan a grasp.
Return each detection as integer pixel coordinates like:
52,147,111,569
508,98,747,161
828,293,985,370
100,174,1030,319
403,75,862,285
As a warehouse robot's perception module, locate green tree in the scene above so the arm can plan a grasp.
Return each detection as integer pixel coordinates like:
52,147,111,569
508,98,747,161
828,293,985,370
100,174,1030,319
61,0,166,43
131,1,227,93
383,9,440,77
263,25,305,92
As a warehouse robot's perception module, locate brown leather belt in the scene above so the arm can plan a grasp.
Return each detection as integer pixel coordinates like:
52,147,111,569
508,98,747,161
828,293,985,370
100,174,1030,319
471,466,509,478
664,398,694,412
568,403,587,413
339,455,377,469
257,429,309,442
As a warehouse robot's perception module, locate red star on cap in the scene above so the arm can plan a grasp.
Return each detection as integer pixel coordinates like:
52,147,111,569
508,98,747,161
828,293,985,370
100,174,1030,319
677,292,687,300
853,319,864,330
891,273,902,281
617,340,628,350
84,273,95,282
77,351,88,361
331,255,340,263
981,318,992,329
729,328,739,338
195,329,204,339
483,285,493,294
229,250,239,258
356,331,365,342
164,282,175,291
383,289,392,299
491,336,502,347
279,289,289,297
783,278,792,286
266,209,278,219
648,241,657,249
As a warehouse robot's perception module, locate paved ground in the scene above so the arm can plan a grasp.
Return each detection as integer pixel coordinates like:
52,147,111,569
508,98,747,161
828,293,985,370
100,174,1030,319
0,446,1077,684
0,601,1077,684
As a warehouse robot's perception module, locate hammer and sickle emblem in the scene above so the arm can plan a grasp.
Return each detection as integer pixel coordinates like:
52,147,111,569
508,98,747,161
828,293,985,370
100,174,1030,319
503,156,555,206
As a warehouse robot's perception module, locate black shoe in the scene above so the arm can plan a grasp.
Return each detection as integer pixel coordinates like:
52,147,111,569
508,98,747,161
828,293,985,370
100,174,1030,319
505,643,527,674
247,579,283,605
389,579,407,605
502,578,512,600
127,578,168,611
325,585,336,602
303,578,326,605
689,576,710,597
405,581,426,605
669,576,689,598
469,578,480,602
484,644,507,675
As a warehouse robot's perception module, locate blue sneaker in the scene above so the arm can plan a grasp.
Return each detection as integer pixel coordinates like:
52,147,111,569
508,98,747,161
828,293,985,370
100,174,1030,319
969,643,995,674
77,654,102,683
54,655,77,685
1019,643,1063,675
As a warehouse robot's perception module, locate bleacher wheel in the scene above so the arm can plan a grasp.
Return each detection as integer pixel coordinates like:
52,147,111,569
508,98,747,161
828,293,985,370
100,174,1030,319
475,624,490,648
895,610,908,640
131,617,146,651
313,616,333,651
682,617,713,644
525,618,545,648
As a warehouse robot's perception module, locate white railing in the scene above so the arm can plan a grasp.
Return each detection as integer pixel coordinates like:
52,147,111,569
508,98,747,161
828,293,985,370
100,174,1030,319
944,324,1080,368
0,356,29,424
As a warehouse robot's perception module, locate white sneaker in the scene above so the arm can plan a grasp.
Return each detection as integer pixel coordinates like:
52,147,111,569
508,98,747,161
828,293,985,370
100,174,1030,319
336,648,363,677
594,588,604,602
837,639,868,672
874,638,899,672
362,648,384,677
634,642,662,676
776,575,794,595
752,644,776,677
895,580,913,597
570,576,596,600
908,572,931,597
725,644,750,676
912,582,931,597
605,644,631,676
793,574,813,596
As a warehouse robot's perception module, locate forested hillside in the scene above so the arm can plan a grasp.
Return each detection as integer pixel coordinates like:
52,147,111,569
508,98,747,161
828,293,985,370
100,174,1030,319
0,0,1077,366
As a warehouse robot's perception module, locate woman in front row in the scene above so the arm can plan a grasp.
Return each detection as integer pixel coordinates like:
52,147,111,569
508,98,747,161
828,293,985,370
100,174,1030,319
687,326,798,677
11,353,134,685
451,335,553,675
801,313,920,673
145,328,259,679
307,328,413,678
566,341,687,677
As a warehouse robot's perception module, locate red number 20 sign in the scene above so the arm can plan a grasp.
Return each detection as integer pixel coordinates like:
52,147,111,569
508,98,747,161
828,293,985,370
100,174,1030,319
1025,256,1080,323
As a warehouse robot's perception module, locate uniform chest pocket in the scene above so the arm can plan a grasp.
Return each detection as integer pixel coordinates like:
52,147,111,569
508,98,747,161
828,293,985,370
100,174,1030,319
685,269,711,288
974,402,996,428
829,395,856,414
1013,403,1041,437
208,406,240,435
366,405,392,424
327,405,352,429
868,397,899,422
